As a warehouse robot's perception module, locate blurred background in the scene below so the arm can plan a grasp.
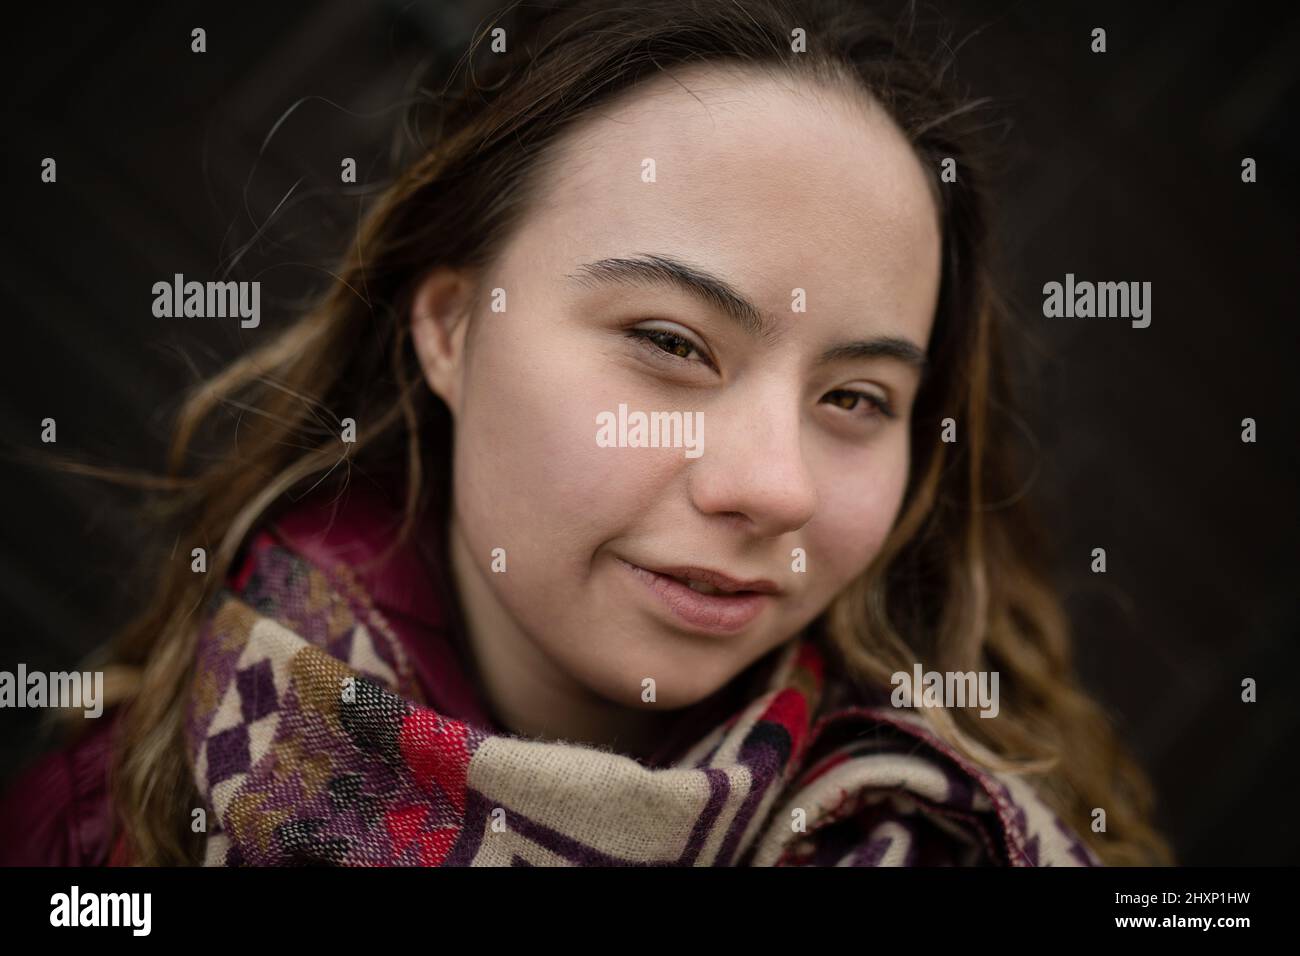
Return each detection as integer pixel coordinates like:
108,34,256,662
1,0,1296,864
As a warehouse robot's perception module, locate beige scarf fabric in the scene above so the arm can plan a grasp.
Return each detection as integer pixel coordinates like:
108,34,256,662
184,538,1099,866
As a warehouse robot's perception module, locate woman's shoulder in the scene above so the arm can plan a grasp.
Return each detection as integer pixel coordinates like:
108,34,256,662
788,652,1101,867
227,481,500,729
0,709,129,866
0,484,476,868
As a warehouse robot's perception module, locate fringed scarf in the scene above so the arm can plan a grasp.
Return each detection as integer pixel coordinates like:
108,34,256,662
184,537,1100,867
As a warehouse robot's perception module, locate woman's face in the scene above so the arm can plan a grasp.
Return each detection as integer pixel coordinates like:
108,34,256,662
413,64,941,724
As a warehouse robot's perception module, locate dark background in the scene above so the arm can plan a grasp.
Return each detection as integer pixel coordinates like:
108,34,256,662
1,0,1296,864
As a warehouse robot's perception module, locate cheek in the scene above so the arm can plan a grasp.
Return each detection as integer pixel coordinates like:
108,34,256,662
807,436,910,585
450,320,673,573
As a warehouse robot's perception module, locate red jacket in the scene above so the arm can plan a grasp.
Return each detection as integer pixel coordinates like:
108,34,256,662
0,707,130,865
0,485,502,866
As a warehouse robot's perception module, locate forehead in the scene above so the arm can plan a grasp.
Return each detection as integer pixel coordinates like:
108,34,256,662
512,62,942,339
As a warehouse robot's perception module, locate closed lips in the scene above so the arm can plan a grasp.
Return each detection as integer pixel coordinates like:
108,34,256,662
617,557,777,634
633,563,779,595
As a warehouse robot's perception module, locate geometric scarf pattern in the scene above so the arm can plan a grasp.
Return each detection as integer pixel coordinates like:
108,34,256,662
184,542,1100,866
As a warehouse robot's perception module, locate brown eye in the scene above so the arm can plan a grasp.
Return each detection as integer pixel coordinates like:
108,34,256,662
823,388,895,419
627,327,715,369
650,330,694,358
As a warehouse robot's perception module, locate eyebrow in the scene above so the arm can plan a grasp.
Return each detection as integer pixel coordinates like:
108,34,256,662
565,252,929,374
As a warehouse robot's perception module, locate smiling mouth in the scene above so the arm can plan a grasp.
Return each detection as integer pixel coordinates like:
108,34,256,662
616,557,777,634
630,561,780,595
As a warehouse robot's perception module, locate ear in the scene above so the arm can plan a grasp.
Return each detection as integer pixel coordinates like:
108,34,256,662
410,266,477,415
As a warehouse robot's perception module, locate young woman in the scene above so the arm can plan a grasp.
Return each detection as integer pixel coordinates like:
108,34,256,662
0,0,1172,866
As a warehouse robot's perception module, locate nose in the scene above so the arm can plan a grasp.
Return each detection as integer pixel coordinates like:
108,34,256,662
687,386,818,537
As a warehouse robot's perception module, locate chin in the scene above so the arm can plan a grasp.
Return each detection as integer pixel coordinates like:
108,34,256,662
562,655,719,711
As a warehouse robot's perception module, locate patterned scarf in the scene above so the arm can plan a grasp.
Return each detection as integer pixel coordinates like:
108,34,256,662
185,538,1100,866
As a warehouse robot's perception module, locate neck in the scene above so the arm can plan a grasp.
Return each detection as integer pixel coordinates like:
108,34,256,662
446,517,679,761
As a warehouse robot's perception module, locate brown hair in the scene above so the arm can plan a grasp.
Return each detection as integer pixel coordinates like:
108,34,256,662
78,0,1171,865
